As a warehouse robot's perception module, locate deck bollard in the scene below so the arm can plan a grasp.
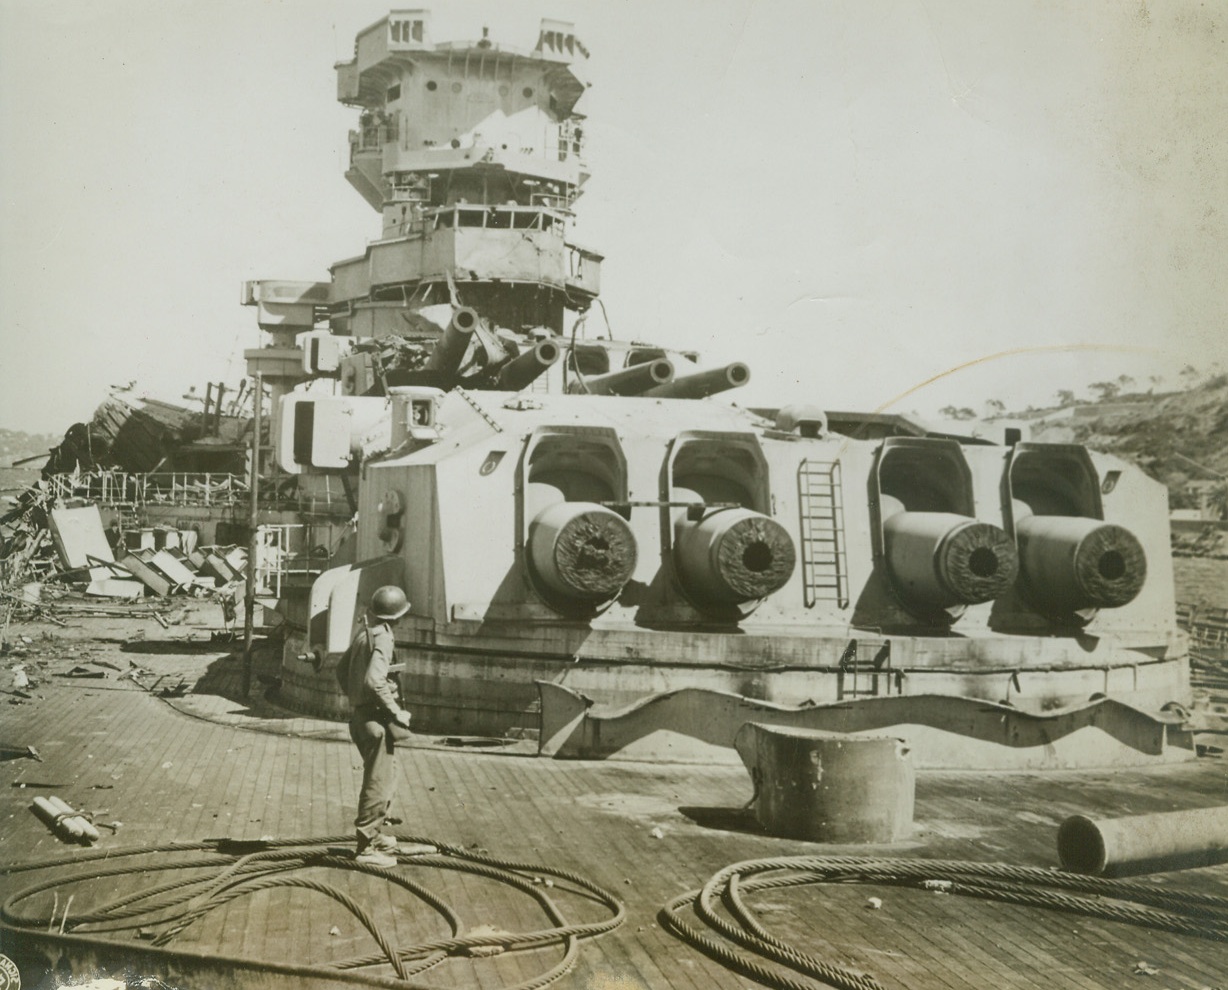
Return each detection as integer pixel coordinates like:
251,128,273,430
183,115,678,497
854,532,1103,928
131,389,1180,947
734,723,915,842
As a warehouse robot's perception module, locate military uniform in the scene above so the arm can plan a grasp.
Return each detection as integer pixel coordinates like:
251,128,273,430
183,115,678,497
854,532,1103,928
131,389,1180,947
336,620,406,853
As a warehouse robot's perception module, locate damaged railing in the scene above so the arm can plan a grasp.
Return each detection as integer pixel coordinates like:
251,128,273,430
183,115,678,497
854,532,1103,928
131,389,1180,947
44,471,246,508
41,471,352,513
254,522,349,598
1177,602,1228,664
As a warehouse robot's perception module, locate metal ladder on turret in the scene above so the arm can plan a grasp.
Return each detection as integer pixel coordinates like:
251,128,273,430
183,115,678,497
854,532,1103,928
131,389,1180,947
797,459,848,609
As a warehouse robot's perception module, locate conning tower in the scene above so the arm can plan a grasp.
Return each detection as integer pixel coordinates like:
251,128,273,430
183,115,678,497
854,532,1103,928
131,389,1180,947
243,10,599,414
333,10,598,336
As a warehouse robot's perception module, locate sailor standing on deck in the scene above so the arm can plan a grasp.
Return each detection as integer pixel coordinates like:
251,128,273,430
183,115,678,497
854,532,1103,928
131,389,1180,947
336,585,430,867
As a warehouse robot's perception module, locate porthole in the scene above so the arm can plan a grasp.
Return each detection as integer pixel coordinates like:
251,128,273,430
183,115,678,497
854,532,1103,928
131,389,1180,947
426,80,437,91
523,86,534,98
452,81,463,93
499,84,509,97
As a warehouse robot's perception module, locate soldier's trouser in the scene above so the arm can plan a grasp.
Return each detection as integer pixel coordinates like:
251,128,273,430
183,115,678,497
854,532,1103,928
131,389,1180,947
349,710,397,849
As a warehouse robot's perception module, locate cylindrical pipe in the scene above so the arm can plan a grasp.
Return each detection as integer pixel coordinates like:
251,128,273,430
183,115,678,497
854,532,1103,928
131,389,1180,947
32,797,83,840
528,501,637,603
643,363,750,399
1057,807,1228,875
568,358,674,396
32,796,100,843
48,795,101,842
884,512,1018,609
525,482,566,517
423,306,479,374
675,507,796,605
1016,515,1146,611
498,339,561,390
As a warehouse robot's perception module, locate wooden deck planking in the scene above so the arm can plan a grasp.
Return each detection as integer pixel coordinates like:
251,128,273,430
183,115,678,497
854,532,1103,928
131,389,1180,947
428,751,719,990
232,733,286,959
478,754,663,989
833,891,981,990
396,753,531,990
185,724,264,955
557,762,774,990
490,754,685,990
520,759,696,989
880,890,1087,990
453,754,558,989
4,659,1228,990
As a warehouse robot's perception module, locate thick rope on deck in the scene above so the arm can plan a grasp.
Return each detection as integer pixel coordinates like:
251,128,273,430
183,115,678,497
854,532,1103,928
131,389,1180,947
1,834,624,990
660,856,1228,990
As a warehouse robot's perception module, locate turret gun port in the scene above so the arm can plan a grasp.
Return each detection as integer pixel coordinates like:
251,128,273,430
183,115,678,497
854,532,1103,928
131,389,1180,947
528,501,638,604
674,507,796,605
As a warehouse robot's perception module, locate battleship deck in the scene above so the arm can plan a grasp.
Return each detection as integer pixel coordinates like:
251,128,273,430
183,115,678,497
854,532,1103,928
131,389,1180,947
1,628,1226,990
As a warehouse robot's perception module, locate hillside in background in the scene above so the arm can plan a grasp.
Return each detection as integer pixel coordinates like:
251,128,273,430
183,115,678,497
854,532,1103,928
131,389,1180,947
0,427,58,468
1012,375,1228,510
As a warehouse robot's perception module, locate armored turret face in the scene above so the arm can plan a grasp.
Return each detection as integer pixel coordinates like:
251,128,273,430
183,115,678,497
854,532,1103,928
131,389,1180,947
260,10,1187,745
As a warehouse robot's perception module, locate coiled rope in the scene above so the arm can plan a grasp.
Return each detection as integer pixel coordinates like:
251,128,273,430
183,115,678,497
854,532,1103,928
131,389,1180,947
660,855,1228,990
2,833,624,990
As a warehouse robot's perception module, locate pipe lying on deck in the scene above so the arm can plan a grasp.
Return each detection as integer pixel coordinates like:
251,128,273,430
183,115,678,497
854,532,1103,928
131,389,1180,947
643,362,750,399
1057,806,1228,875
31,795,101,843
498,339,561,390
568,358,674,396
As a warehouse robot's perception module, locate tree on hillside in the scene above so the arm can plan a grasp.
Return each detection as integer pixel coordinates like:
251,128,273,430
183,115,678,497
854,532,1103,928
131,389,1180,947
1055,389,1076,407
1209,483,1228,521
984,398,1006,417
939,405,977,421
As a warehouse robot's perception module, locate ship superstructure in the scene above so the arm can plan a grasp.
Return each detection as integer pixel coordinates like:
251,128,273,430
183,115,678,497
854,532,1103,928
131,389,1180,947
243,11,630,410
334,10,597,335
246,11,1192,771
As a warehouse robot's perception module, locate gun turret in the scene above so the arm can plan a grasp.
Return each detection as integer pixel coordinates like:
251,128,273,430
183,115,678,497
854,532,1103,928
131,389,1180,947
568,358,674,395
528,501,638,604
1015,515,1146,613
674,507,796,605
498,339,562,391
644,362,750,399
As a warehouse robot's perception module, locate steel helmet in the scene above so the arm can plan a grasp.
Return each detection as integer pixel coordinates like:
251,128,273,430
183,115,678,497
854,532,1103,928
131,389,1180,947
370,585,410,621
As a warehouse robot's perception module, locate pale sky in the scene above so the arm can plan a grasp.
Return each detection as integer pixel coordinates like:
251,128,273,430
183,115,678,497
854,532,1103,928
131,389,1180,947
2,0,1225,434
